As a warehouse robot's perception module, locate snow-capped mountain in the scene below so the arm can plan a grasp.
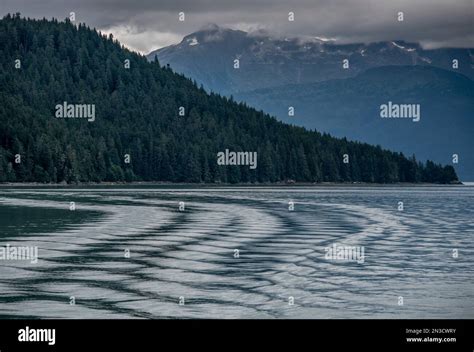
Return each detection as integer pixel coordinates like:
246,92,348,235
148,25,474,95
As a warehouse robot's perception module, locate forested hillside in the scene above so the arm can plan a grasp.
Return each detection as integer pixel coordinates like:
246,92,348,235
0,15,458,183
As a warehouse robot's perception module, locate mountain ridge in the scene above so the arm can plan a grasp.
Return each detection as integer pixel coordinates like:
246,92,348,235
0,15,458,184
149,25,474,95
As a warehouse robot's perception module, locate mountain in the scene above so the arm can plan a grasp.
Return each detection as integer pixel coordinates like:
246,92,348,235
150,26,474,180
236,66,474,180
0,15,458,184
148,25,474,95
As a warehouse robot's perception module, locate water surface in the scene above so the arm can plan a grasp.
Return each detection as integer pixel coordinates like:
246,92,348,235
0,186,472,318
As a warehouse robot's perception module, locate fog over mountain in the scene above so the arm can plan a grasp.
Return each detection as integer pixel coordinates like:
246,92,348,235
149,25,474,95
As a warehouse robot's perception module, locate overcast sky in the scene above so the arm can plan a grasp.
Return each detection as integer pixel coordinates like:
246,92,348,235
1,0,473,53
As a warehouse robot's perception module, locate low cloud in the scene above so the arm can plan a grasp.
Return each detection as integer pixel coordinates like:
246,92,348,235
1,0,472,53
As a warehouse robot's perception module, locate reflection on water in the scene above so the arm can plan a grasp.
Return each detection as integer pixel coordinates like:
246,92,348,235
0,186,473,318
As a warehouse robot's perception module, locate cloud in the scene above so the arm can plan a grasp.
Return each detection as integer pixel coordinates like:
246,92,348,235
1,0,472,53
101,25,183,53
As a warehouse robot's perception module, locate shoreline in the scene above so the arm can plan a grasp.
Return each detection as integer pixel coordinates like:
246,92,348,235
0,181,467,188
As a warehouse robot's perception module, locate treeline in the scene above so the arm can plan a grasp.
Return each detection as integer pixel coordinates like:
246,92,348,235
0,14,458,183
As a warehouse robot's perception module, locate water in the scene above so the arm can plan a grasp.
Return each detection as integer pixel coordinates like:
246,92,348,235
0,186,472,319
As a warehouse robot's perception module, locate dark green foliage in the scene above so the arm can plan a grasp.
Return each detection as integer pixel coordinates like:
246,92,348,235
0,15,458,184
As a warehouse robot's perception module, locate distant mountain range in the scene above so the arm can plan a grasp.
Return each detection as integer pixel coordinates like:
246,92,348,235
148,25,474,95
148,25,474,180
